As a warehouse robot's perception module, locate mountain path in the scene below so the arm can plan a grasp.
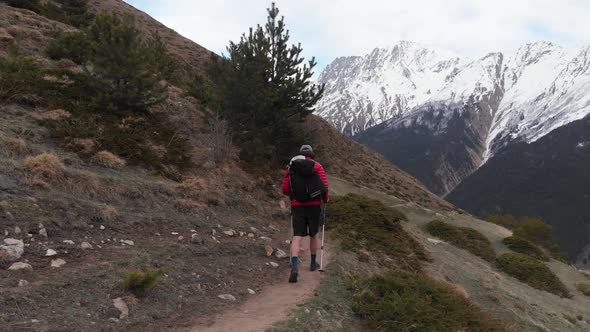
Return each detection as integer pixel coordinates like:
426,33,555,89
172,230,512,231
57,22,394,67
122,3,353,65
188,236,331,332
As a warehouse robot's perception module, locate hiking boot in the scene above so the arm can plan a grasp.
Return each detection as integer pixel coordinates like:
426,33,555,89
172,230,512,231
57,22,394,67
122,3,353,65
288,270,298,283
310,262,318,272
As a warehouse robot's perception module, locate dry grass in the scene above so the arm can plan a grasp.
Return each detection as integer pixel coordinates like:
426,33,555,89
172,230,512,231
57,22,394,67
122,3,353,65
92,151,126,169
93,204,118,222
176,177,206,199
65,138,97,155
0,134,27,156
174,198,206,215
22,152,65,187
32,109,71,121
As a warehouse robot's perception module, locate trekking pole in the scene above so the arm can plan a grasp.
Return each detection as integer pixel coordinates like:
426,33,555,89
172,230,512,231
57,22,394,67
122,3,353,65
288,214,293,267
319,202,327,273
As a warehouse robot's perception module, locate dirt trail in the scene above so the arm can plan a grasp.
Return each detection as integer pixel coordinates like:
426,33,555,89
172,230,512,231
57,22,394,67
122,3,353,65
189,237,331,332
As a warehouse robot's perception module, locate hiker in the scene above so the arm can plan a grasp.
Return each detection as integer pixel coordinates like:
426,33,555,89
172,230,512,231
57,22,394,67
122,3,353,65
282,145,329,283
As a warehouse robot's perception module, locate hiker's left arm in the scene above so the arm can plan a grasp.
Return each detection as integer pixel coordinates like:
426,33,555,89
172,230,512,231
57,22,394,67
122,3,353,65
281,168,291,196
316,163,329,202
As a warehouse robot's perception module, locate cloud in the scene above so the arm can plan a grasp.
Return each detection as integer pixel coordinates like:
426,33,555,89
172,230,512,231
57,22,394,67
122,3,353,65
125,0,590,73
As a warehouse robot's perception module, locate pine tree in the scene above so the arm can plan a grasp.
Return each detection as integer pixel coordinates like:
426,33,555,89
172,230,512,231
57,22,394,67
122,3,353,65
85,14,166,114
217,2,324,164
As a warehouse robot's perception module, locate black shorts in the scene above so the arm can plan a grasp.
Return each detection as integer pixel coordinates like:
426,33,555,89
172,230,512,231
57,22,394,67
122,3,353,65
291,205,322,237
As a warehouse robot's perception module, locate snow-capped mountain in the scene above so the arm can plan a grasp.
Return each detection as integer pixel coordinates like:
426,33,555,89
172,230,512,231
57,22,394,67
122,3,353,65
317,41,590,194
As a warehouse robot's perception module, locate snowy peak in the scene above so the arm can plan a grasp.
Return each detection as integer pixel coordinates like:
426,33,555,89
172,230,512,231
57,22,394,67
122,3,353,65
317,41,590,161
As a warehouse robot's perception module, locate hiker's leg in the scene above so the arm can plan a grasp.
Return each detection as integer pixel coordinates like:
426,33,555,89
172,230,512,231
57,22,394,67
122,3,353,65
290,207,308,273
307,205,322,270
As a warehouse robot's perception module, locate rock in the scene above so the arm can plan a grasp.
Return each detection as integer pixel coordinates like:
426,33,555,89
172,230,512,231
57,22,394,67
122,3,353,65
171,232,179,235
247,233,255,238
121,240,134,246
279,200,286,210
191,233,200,243
45,249,57,257
8,262,33,271
100,225,105,230
18,280,29,287
265,245,274,257
80,242,93,250
0,238,24,262
260,236,272,242
39,228,48,238
247,288,256,295
250,227,258,233
109,318,120,323
178,236,184,241
211,229,217,236
274,249,288,259
427,238,445,245
14,226,21,234
305,308,310,314
239,231,245,237
51,258,66,268
112,298,129,319
223,230,235,237
269,262,279,268
63,240,75,245
218,294,236,301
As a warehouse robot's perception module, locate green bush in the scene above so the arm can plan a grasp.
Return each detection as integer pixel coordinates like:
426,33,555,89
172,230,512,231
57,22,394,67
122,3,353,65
46,32,91,64
123,268,164,297
351,270,506,331
502,236,549,261
496,253,570,297
577,283,590,296
487,214,519,229
425,220,496,262
0,47,45,104
328,194,429,272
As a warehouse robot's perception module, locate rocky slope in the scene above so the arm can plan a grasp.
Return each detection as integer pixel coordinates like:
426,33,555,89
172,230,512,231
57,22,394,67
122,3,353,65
447,115,590,258
318,41,590,195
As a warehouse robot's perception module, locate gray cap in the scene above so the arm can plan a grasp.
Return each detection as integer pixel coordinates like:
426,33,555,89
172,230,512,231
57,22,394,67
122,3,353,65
300,145,314,157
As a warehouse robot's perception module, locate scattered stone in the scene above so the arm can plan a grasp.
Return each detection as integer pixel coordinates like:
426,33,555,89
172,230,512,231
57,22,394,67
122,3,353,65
239,231,245,237
279,200,286,210
171,232,179,235
39,228,48,238
260,236,272,242
18,280,29,287
247,288,256,295
190,229,197,233
14,226,21,234
80,242,93,250
218,294,236,301
265,245,274,257
45,249,57,257
0,238,25,262
223,230,235,237
274,249,288,259
121,240,134,246
8,262,33,271
100,225,105,230
191,233,200,242
31,319,39,324
211,229,217,236
317,310,322,316
63,240,75,245
427,238,445,245
112,298,129,319
269,262,279,268
178,235,184,241
250,227,258,233
6,212,14,220
109,318,120,323
247,233,255,238
51,259,66,268
217,224,222,229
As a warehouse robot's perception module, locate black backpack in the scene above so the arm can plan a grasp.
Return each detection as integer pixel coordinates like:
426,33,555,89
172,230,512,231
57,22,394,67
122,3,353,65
289,158,327,202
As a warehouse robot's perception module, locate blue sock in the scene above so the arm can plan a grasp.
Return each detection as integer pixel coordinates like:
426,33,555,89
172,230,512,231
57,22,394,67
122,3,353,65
291,256,299,272
311,254,317,265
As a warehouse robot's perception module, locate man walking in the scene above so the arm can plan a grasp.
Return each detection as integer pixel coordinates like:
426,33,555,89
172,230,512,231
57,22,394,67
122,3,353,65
282,145,329,283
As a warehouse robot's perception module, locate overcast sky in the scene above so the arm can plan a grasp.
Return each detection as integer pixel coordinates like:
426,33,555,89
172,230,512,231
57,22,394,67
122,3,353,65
125,0,590,75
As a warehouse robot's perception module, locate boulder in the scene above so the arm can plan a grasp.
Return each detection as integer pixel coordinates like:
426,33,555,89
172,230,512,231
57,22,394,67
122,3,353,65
218,294,236,301
112,298,129,319
80,242,93,250
0,238,24,262
8,262,33,271
45,249,57,257
51,259,66,268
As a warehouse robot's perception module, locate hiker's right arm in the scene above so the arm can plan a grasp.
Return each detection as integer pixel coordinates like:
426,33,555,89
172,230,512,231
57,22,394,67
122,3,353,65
281,168,291,196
